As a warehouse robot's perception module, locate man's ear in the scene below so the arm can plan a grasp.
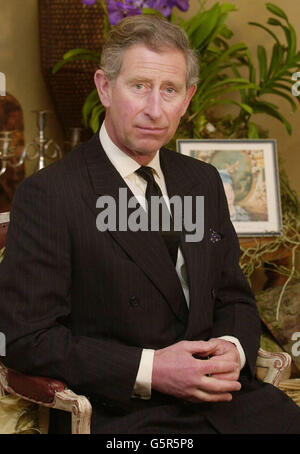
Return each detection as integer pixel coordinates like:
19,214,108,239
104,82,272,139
180,84,197,117
94,69,112,108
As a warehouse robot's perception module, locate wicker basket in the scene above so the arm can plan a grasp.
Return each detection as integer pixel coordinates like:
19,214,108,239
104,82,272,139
38,0,105,138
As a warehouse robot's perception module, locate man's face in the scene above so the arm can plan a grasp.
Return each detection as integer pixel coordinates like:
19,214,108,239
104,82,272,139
95,44,196,162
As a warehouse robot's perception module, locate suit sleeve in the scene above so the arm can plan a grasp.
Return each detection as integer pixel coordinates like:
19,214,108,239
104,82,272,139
0,173,142,407
210,167,261,378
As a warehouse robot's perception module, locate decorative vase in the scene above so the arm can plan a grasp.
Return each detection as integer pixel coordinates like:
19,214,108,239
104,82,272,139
0,94,25,211
38,0,105,139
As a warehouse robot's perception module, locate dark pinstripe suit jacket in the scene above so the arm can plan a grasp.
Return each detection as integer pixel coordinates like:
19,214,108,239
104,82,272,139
1,133,298,433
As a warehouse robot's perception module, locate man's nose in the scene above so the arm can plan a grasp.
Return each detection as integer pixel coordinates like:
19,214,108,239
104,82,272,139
144,90,163,120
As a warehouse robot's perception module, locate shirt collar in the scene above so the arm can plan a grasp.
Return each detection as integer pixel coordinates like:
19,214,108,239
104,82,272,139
99,122,163,180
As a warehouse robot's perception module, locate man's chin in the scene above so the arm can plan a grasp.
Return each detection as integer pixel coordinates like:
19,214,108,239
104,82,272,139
132,137,171,154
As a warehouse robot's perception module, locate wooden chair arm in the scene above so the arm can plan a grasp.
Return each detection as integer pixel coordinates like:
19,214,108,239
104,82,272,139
255,348,291,387
0,361,92,434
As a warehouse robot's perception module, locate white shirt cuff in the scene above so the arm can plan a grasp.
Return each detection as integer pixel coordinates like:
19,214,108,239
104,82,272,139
218,336,246,369
132,349,154,400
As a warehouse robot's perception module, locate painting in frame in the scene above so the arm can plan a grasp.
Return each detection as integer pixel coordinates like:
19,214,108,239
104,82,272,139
177,139,282,237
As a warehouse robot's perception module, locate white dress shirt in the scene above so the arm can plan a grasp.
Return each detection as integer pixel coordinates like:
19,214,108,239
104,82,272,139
99,122,245,399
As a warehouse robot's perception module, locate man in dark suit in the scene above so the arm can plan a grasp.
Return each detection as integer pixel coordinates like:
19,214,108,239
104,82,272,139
0,15,300,434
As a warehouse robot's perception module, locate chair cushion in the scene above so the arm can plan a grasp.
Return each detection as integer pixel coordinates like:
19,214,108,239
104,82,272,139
7,369,66,404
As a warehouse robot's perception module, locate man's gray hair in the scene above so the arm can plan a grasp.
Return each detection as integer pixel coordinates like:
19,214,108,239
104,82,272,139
100,15,199,88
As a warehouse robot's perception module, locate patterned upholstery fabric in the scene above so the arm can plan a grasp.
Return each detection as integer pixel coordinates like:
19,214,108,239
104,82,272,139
0,395,48,434
0,246,49,434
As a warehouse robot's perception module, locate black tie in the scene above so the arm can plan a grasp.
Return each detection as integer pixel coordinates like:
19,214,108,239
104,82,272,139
136,166,180,266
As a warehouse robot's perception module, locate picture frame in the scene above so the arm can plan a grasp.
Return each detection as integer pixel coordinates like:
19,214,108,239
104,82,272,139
177,139,282,237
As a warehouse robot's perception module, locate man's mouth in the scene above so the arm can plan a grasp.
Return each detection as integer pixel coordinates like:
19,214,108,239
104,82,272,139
136,126,166,134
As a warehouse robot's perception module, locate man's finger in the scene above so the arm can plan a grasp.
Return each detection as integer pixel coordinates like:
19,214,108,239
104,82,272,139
198,375,241,393
184,340,219,359
187,389,233,403
198,357,238,376
184,340,213,353
210,371,240,381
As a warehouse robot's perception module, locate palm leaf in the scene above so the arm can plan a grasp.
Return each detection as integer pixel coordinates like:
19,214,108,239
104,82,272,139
257,45,268,81
248,122,260,138
267,43,285,78
259,88,297,111
266,3,289,22
199,99,253,114
82,89,101,126
248,22,280,45
63,48,100,59
189,4,221,49
199,43,248,83
283,23,297,62
89,104,105,133
251,101,292,134
267,18,282,27
52,54,100,74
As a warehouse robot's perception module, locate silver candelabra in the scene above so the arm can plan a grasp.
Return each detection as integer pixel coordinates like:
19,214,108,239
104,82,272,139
0,110,62,176
0,131,20,176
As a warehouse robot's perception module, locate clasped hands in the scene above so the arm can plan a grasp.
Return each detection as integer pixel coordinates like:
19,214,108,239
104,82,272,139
152,339,242,403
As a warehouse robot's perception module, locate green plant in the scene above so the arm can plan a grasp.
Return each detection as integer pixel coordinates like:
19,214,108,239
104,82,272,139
173,2,300,143
232,3,300,138
53,2,300,143
53,2,258,134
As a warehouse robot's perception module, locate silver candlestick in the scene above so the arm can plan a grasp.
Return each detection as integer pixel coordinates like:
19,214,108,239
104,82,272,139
0,131,20,176
17,110,62,172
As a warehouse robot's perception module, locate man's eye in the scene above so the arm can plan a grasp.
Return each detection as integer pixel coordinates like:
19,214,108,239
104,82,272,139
166,87,176,94
135,84,144,90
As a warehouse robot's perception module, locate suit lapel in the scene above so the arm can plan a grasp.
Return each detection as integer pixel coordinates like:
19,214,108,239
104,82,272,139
80,135,188,324
160,149,209,319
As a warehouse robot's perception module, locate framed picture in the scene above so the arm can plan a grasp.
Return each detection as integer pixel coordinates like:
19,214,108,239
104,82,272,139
177,139,282,237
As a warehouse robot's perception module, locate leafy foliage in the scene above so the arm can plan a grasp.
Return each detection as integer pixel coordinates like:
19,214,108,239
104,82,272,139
232,2,300,138
52,2,300,140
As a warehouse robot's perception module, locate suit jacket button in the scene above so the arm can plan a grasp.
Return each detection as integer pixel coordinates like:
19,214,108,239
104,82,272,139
129,296,140,307
211,288,216,298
